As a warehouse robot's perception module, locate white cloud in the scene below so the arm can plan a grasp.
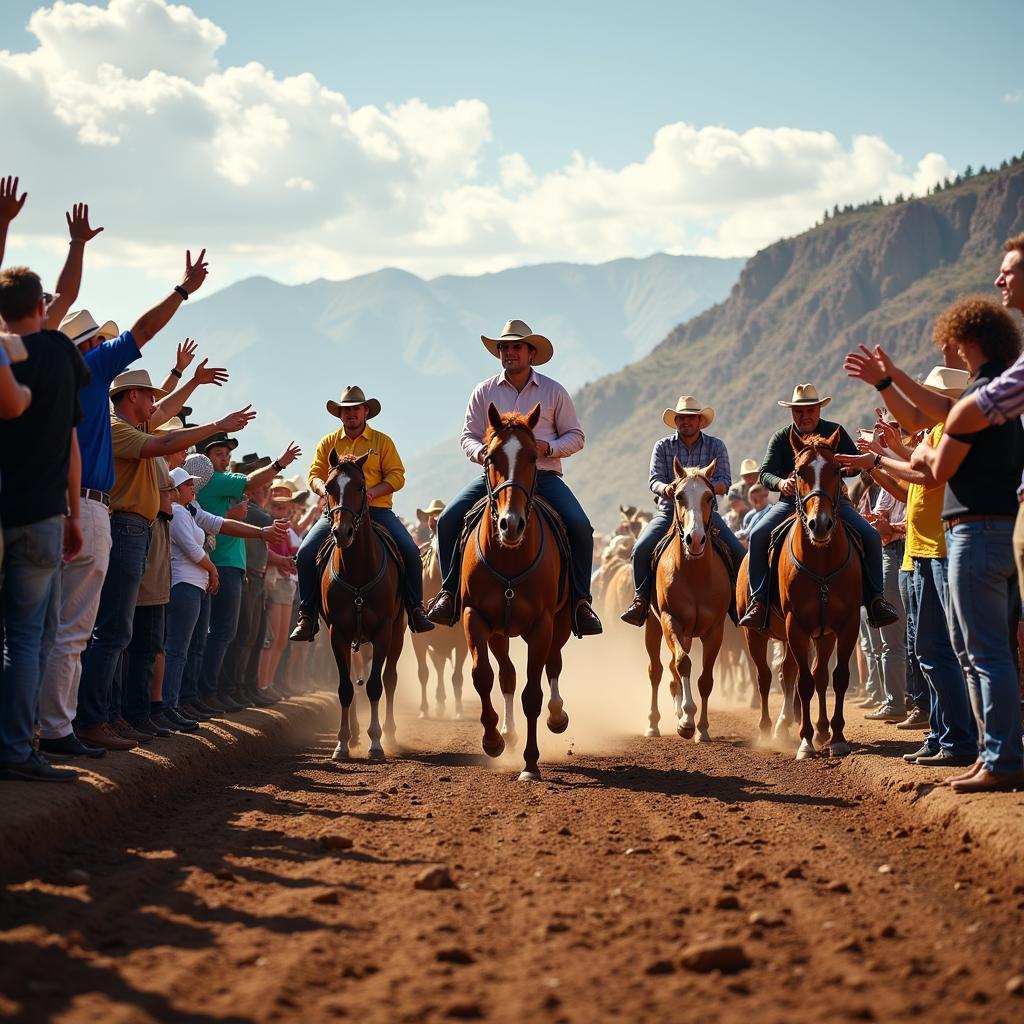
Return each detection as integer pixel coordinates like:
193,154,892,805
1004,89,1024,104
0,0,956,291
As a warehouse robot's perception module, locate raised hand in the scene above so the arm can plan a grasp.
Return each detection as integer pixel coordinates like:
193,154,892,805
836,451,876,471
216,405,256,433
873,418,900,450
66,202,104,243
182,248,209,295
277,441,302,468
175,338,198,372
0,176,27,223
872,344,896,376
844,345,884,386
192,357,228,387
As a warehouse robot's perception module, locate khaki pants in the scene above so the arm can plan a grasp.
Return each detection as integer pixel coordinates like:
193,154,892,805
1014,501,1024,602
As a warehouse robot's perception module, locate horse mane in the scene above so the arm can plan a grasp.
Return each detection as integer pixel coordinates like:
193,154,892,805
794,432,839,457
326,452,367,491
484,411,536,445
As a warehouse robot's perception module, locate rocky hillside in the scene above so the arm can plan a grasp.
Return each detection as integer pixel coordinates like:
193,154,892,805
568,162,1024,528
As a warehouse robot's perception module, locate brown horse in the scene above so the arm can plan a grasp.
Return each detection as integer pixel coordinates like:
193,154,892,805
643,460,732,742
739,431,861,759
461,402,572,782
320,450,405,761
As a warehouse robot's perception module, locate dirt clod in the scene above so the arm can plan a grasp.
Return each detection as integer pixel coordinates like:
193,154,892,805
320,833,354,851
680,941,752,974
415,866,457,891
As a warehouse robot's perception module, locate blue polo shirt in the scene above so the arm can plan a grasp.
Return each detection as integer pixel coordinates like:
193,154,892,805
80,331,141,492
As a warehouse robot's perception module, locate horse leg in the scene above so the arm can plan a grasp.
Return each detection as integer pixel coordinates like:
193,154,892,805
490,633,518,749
364,634,388,761
452,642,467,720
695,622,725,744
429,645,447,718
382,615,405,748
812,635,835,749
828,625,857,757
329,627,354,761
520,621,553,782
545,606,572,734
664,616,696,739
466,610,502,757
644,613,664,737
744,628,774,744
414,638,430,718
787,625,817,760
773,647,799,742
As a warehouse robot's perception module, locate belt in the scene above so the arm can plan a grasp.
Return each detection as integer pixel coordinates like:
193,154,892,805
945,514,1015,529
112,510,155,527
80,488,110,507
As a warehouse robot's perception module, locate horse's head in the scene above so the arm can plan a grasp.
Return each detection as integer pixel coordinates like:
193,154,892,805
790,427,843,546
325,449,369,549
484,401,540,548
671,456,717,558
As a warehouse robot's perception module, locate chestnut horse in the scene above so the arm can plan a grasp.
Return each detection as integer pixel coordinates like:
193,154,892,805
643,460,732,742
461,403,571,782
320,450,406,761
739,431,860,759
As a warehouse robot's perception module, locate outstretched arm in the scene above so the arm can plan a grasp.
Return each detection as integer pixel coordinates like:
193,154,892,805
130,249,209,347
0,175,27,268
44,203,104,329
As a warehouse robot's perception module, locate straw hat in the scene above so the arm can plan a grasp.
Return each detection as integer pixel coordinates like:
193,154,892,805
109,369,168,399
778,383,831,408
481,319,553,366
739,458,759,476
60,309,119,346
662,395,715,429
416,498,446,524
270,477,309,505
922,366,970,398
326,385,380,420
155,416,184,433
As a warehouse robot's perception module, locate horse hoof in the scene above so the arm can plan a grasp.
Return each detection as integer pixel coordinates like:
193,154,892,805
677,722,696,740
814,733,830,749
454,707,464,721
367,744,386,761
331,742,349,761
418,710,429,720
518,770,541,782
795,741,817,761
547,712,569,735
644,726,661,738
695,730,711,744
829,741,852,758
482,736,505,758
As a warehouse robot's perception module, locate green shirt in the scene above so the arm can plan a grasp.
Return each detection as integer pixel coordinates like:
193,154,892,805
199,471,248,570
758,418,858,493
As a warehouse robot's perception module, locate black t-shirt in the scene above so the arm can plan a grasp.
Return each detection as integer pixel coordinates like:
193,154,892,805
942,361,1024,520
0,329,90,527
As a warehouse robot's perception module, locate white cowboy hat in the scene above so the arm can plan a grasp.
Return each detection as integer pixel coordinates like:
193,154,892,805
481,319,553,366
922,366,970,398
416,498,446,523
109,369,168,399
326,384,381,420
778,383,831,408
60,309,119,347
739,458,759,476
662,395,715,429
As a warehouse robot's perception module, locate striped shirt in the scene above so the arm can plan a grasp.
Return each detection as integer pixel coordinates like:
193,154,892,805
975,350,1024,425
648,432,732,510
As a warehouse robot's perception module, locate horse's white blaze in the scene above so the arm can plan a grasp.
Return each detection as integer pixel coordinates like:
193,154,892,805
811,452,825,493
502,435,522,486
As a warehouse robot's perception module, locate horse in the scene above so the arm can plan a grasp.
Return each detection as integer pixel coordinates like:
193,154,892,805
460,402,572,782
642,460,732,742
412,533,468,719
738,430,861,759
320,450,406,761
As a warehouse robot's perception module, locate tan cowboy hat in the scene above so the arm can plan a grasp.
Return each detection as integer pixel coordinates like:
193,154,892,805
155,416,184,433
416,498,445,523
270,477,309,505
60,309,119,346
662,395,715,429
326,385,381,420
481,319,553,366
779,383,831,408
109,369,168,399
922,366,970,398
739,458,759,476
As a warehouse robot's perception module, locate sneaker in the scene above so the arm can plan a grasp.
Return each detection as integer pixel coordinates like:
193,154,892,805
39,734,107,760
914,749,978,768
903,743,939,763
111,718,153,744
896,709,931,730
864,706,904,722
165,708,200,732
0,751,78,782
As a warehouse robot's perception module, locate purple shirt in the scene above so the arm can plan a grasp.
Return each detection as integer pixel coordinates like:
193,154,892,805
973,352,1024,492
460,369,584,475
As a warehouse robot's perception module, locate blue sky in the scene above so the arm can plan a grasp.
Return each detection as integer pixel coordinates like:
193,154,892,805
0,0,1020,320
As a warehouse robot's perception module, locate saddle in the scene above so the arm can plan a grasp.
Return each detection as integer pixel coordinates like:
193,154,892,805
650,523,739,623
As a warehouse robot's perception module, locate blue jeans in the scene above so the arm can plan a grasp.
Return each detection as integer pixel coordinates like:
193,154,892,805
436,471,595,603
200,566,244,697
945,520,1024,774
75,513,151,731
900,567,928,713
179,590,210,704
630,507,745,599
296,507,426,617
122,604,165,721
746,497,883,605
911,557,977,757
163,582,204,709
0,516,63,762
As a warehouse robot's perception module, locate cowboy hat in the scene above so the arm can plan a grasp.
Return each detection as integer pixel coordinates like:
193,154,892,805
922,366,970,398
196,431,238,454
739,458,759,476
481,319,553,366
169,466,202,488
779,383,831,408
326,385,381,420
60,309,119,346
109,369,168,399
183,453,214,491
662,395,715,429
269,478,309,505
234,451,271,474
155,416,184,433
416,498,445,523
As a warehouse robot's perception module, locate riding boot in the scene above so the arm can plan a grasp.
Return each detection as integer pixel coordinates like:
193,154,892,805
408,604,435,633
289,610,318,642
426,591,456,626
574,600,603,636
738,599,768,632
619,593,649,628
866,595,900,629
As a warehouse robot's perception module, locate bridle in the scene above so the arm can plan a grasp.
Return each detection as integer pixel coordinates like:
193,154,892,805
793,445,841,542
483,427,538,529
673,473,714,557
326,464,369,535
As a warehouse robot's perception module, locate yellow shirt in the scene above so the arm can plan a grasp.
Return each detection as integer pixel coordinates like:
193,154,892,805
110,416,159,521
308,423,404,509
902,422,946,569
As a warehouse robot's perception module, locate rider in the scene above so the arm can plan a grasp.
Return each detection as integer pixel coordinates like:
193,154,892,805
426,319,603,636
289,385,434,640
620,395,747,626
737,383,900,631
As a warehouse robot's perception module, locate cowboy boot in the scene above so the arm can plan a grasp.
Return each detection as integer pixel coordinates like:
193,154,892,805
426,591,456,626
619,593,649,628
408,604,435,633
289,610,318,642
866,596,899,629
575,600,603,636
738,600,768,632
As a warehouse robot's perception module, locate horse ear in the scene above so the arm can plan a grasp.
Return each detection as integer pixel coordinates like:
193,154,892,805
825,427,842,451
487,402,503,433
354,451,370,468
672,456,684,479
702,458,717,480
328,448,339,468
525,403,541,430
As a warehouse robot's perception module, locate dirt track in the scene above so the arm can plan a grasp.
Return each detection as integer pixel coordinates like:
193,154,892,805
2,687,1024,1023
